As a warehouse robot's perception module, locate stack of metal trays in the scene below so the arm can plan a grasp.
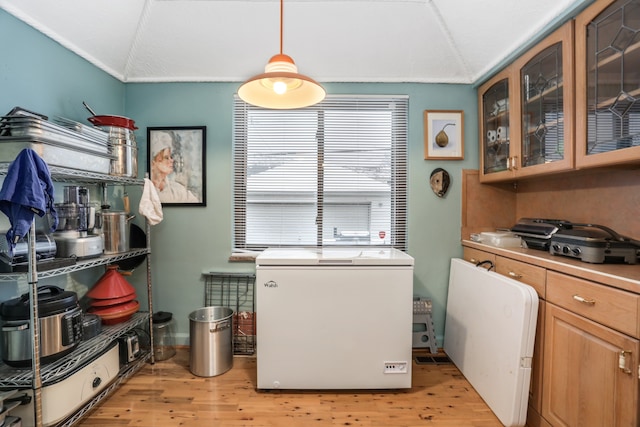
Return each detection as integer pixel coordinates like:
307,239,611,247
0,113,113,174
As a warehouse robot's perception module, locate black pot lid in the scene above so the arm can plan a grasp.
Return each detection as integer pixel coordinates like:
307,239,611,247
1,285,79,320
153,311,173,323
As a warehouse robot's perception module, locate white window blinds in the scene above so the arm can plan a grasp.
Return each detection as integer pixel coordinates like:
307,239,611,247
233,95,408,250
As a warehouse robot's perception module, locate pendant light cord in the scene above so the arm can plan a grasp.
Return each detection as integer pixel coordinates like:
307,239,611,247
280,0,284,55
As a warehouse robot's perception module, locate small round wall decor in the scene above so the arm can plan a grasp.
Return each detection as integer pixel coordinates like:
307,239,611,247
429,168,450,198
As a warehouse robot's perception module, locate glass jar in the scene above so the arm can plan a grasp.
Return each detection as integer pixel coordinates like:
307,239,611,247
152,311,176,361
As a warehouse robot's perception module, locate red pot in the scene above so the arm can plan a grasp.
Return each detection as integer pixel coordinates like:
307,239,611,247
88,115,137,130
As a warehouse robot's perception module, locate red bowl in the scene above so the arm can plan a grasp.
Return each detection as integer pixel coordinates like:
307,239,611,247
90,293,137,307
88,300,139,325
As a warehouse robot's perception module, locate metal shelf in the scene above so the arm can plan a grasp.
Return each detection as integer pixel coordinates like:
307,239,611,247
0,158,154,427
0,162,143,185
0,249,150,282
0,312,150,388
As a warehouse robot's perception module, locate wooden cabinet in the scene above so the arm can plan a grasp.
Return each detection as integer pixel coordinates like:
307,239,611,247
479,68,517,182
546,271,639,337
543,271,639,427
461,243,640,427
512,22,575,179
575,0,640,169
479,0,640,180
543,303,638,427
479,22,574,183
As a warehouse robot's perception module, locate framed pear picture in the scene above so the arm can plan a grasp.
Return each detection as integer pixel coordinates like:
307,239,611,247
424,110,464,160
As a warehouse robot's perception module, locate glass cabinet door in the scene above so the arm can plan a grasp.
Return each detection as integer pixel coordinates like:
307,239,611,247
520,42,566,168
576,0,640,167
513,21,574,178
480,76,512,177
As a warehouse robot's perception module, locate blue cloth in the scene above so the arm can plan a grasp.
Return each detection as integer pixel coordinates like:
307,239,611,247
0,149,58,252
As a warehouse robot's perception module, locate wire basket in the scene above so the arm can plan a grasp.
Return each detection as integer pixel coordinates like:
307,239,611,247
204,272,256,355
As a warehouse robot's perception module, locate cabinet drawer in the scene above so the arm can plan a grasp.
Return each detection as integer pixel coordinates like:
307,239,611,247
547,271,639,338
462,247,495,266
496,256,546,298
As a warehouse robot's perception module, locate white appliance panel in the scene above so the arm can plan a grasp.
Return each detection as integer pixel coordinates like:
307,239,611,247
256,252,413,390
13,341,120,427
444,258,538,427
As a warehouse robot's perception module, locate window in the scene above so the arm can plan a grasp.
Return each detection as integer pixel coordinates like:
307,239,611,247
233,95,408,250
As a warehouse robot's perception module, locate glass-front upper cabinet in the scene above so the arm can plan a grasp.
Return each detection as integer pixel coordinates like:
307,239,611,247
479,69,517,182
576,0,640,168
479,22,574,183
514,22,575,178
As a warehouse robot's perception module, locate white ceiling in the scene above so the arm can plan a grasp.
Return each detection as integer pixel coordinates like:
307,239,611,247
0,0,590,85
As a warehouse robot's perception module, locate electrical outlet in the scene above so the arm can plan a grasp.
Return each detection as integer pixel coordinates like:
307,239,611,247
383,361,408,374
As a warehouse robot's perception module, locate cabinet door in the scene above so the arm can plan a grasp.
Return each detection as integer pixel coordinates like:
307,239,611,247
513,21,575,178
479,68,518,182
576,0,640,168
543,303,639,427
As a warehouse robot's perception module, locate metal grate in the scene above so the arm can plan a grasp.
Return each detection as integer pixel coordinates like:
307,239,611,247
204,272,256,355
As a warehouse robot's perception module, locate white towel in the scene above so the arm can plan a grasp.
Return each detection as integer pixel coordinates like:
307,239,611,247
138,178,163,225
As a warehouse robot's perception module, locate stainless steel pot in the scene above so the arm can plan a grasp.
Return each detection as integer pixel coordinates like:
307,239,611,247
0,286,83,367
109,141,137,178
105,126,138,178
100,211,135,254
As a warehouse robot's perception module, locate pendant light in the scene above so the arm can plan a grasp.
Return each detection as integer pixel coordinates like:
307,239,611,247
238,0,326,109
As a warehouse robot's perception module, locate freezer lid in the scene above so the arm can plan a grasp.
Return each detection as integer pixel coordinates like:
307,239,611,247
256,247,414,266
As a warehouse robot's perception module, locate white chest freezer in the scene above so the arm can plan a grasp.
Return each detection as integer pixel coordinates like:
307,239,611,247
255,247,414,390
444,258,539,427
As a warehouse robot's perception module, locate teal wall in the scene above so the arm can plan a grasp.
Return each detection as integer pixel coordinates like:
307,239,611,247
1,9,479,346
0,11,125,122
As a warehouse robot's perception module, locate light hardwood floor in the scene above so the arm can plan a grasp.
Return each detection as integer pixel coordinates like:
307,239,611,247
78,348,502,427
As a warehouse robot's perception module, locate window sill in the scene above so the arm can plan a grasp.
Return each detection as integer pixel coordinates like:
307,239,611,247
228,251,260,262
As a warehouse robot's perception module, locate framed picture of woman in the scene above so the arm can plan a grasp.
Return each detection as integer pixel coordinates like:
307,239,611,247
147,126,206,206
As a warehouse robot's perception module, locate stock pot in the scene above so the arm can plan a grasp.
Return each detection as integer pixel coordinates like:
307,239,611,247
100,211,135,254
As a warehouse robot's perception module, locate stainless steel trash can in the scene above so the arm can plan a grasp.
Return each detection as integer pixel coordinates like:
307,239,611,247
189,306,234,377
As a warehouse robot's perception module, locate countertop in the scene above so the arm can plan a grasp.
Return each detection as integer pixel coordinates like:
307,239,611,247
462,240,640,294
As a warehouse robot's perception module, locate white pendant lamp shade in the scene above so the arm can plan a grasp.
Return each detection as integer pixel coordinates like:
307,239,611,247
238,1,326,109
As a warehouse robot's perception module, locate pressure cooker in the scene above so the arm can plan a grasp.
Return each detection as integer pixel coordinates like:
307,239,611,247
1,285,83,367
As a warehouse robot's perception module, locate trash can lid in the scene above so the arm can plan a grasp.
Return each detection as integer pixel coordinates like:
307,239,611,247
153,311,173,323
